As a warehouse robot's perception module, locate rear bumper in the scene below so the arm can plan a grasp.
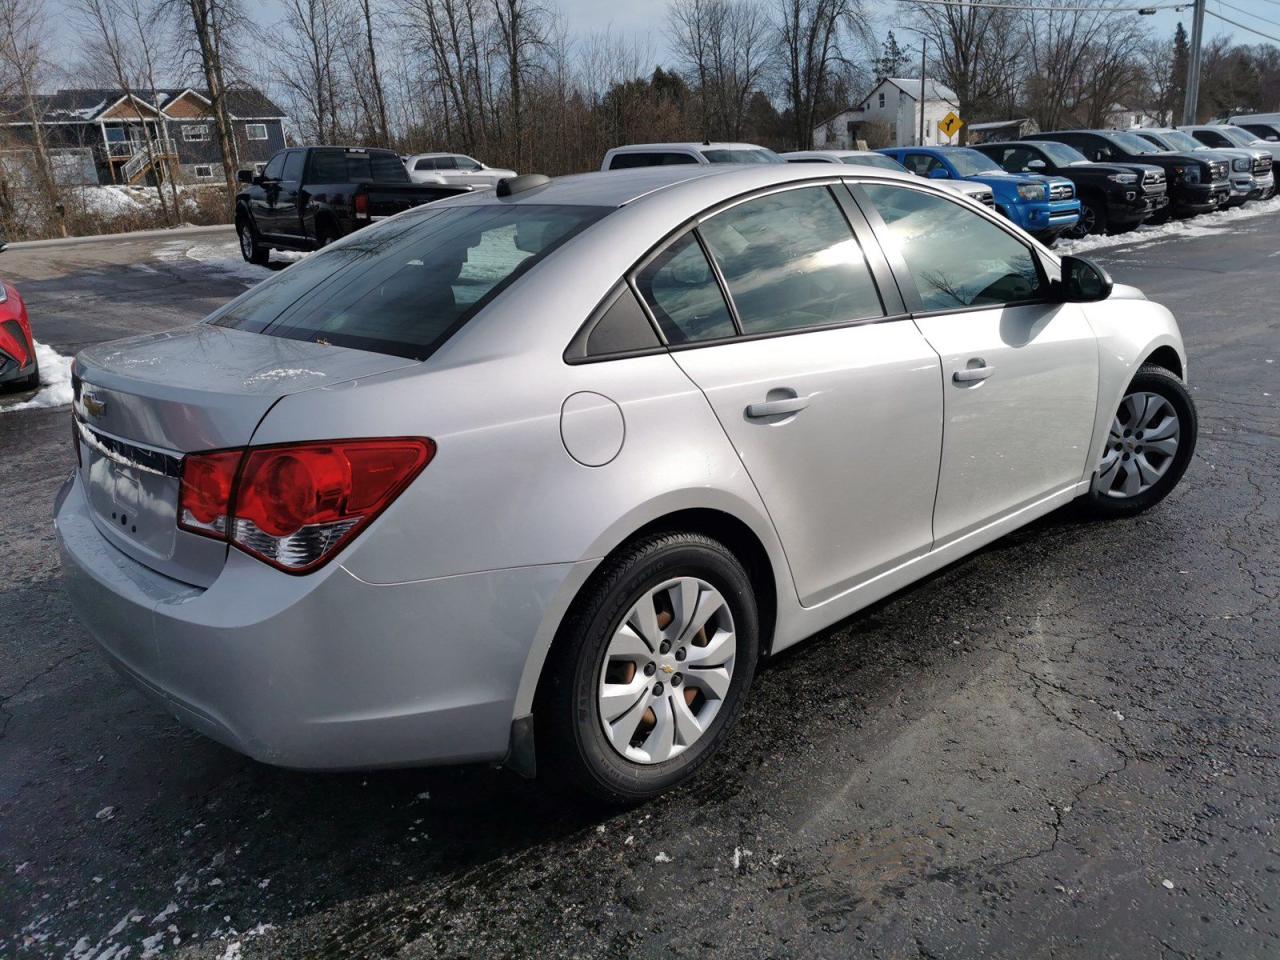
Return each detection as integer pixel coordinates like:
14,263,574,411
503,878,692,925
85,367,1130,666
55,471,575,770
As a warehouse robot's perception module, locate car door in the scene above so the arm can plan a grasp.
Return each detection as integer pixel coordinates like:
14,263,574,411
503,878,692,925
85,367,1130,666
430,155,460,184
251,151,286,235
270,149,306,240
853,181,1099,546
632,182,943,606
452,155,491,186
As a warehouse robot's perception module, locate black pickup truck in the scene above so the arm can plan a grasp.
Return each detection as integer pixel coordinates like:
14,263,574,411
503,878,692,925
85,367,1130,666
973,139,1168,236
1025,130,1230,219
234,146,468,266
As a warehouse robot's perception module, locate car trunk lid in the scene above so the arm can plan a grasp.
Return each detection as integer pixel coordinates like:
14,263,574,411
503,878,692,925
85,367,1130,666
73,324,416,587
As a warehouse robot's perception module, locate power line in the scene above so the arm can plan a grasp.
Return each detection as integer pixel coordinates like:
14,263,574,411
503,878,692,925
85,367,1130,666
898,0,1189,10
1206,6,1280,40
1211,0,1280,28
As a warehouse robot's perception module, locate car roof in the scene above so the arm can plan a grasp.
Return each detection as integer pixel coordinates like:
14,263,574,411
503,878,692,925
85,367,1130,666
407,152,467,158
781,149,880,160
606,142,770,152
437,163,919,209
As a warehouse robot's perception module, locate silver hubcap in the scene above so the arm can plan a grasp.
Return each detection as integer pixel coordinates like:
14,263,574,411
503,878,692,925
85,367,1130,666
1095,390,1180,498
597,577,736,764
239,225,253,258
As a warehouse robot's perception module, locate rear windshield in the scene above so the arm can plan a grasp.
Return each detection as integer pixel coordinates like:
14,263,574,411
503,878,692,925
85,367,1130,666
700,148,781,164
211,203,609,360
310,148,410,183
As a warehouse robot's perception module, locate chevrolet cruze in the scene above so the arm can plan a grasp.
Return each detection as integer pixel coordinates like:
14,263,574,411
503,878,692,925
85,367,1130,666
56,164,1197,803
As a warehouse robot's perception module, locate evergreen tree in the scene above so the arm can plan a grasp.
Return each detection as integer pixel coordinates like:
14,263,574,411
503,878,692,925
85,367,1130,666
873,31,911,82
1171,22,1190,112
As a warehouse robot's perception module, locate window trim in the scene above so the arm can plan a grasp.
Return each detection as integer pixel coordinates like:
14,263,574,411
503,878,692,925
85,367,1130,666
192,164,214,179
563,281,668,365
565,178,911,363
182,124,209,142
245,123,269,141
845,177,1059,318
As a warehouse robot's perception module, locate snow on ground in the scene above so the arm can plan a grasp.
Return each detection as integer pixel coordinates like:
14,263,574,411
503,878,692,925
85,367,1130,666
1059,194,1280,256
157,239,308,284
1,341,74,412
71,184,220,219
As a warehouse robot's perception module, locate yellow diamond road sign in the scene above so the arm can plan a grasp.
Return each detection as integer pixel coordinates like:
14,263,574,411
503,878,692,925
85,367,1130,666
939,111,964,139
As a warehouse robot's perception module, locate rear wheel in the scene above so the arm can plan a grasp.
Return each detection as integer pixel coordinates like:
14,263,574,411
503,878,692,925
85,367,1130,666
237,216,270,266
1080,364,1197,518
538,532,759,804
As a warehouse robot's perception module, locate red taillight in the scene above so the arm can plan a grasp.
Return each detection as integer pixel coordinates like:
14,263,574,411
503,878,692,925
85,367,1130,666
353,192,369,219
178,438,433,573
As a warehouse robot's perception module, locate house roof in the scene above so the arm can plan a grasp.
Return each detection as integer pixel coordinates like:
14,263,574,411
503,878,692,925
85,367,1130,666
0,86,287,122
882,78,959,103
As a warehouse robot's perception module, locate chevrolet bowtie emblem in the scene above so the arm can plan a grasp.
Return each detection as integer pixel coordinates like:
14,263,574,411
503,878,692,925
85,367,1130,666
660,664,675,674
81,391,107,417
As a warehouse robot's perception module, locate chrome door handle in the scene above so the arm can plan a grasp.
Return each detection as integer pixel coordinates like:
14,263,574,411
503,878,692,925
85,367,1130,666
953,363,995,383
746,395,811,418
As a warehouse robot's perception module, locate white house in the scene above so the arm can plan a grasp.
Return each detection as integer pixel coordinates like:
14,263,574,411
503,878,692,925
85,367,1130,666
813,78,960,149
1104,104,1162,129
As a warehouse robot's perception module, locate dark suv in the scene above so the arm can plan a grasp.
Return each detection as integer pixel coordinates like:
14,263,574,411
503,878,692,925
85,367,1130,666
973,139,1166,235
1026,130,1230,218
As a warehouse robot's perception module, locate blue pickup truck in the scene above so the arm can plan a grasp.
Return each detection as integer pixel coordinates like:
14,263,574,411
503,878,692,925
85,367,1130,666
877,146,1081,244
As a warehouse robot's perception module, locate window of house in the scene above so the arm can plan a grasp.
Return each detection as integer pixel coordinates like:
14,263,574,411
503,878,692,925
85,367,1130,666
193,164,214,179
183,124,209,141
245,123,268,141
698,186,884,335
878,92,886,108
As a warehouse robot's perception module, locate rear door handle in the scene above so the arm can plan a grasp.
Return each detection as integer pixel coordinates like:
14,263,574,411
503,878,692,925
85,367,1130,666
953,362,995,383
746,395,811,419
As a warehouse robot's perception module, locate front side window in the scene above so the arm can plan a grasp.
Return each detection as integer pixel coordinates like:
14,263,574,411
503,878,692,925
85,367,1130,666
698,186,883,334
245,123,268,141
262,152,285,180
862,183,1045,312
433,156,458,170
456,156,482,170
902,153,945,177
634,233,735,343
211,204,608,360
281,150,304,181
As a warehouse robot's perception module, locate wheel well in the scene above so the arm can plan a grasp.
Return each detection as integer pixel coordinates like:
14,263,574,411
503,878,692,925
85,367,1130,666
1143,346,1182,379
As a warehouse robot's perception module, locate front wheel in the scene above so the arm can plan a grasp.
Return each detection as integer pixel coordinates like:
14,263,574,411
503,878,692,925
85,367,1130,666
1070,199,1106,238
537,532,760,804
1080,364,1197,518
237,217,270,266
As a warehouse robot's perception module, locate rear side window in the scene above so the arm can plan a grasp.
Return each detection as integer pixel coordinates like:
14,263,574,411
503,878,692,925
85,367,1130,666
310,149,410,183
211,204,608,360
698,186,883,334
862,183,1044,311
634,233,735,343
608,152,698,169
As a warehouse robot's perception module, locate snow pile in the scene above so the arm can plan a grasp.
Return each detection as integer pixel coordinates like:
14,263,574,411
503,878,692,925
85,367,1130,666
157,238,309,283
2,340,74,412
1060,194,1280,255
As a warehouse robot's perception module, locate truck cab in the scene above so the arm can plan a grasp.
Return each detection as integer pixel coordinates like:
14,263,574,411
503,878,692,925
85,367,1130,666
973,139,1166,236
876,145,1080,243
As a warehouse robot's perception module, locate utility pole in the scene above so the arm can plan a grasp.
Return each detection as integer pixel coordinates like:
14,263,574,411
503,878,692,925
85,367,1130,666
1182,0,1205,125
919,39,927,146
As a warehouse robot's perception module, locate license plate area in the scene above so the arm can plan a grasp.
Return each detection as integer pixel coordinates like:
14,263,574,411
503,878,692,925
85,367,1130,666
79,418,181,560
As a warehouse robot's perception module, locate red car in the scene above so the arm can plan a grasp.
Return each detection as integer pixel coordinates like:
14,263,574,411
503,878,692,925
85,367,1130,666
0,239,39,391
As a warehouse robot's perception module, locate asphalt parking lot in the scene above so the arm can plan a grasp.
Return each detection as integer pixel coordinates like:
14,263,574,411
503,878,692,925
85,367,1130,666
1,218,1277,959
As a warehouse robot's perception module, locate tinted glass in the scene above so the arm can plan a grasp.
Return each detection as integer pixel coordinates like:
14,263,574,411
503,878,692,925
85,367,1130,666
212,204,607,360
310,149,410,183
700,148,781,164
585,286,661,356
414,158,434,170
863,184,1044,311
1108,132,1160,154
1160,130,1203,151
1243,123,1280,139
281,150,304,181
901,153,942,176
434,156,458,170
634,233,735,343
609,152,698,169
263,153,285,180
699,186,883,334
456,156,482,170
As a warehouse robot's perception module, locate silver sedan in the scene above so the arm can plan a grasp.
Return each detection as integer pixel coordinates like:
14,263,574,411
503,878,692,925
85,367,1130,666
57,164,1197,802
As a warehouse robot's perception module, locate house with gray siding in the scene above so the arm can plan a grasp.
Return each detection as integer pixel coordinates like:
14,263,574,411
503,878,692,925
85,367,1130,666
0,87,288,186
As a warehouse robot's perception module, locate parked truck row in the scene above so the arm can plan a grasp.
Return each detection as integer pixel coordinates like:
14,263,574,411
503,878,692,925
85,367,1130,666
232,122,1280,267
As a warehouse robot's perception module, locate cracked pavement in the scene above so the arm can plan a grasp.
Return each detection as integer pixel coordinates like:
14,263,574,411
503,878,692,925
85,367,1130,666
0,221,1276,958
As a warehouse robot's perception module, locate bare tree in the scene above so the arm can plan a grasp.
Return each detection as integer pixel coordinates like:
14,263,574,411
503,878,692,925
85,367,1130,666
492,0,546,168
0,0,64,235
75,0,177,223
776,0,864,149
170,0,243,200
357,0,391,145
275,0,348,142
670,0,772,141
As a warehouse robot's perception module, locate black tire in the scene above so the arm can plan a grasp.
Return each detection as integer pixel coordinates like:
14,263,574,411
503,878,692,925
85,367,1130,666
236,216,270,266
537,532,760,805
1079,198,1107,237
315,221,339,248
1079,363,1197,519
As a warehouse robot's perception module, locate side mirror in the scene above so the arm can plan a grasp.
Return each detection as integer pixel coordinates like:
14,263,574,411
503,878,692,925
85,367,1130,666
236,169,253,184
1058,255,1113,302
1027,159,1047,170
927,167,949,179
